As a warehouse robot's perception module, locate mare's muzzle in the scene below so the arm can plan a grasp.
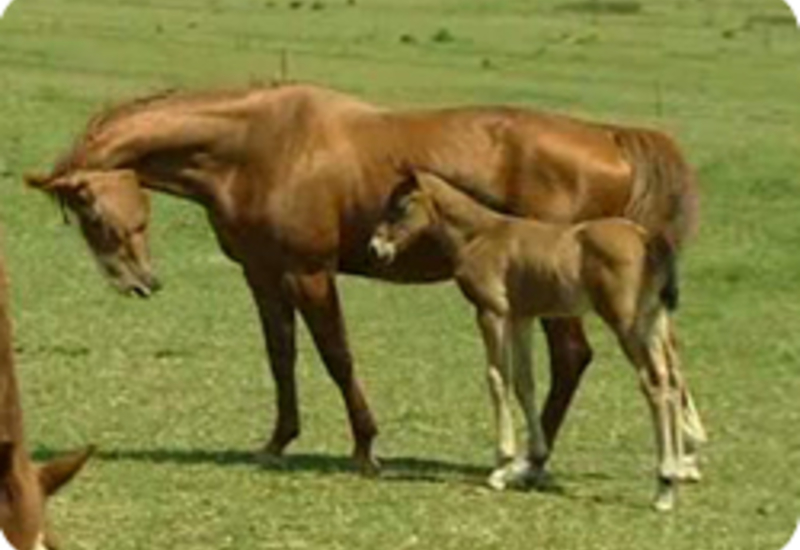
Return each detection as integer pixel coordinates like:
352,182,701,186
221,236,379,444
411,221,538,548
128,274,162,298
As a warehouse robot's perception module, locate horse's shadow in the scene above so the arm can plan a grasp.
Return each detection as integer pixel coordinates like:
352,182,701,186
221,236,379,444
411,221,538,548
35,446,488,484
33,446,648,509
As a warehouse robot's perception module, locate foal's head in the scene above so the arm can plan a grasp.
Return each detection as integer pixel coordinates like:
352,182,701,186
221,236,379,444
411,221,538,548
369,172,438,264
0,443,93,550
26,170,161,298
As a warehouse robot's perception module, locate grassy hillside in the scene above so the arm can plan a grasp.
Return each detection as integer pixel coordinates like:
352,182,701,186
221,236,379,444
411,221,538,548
1,1,799,548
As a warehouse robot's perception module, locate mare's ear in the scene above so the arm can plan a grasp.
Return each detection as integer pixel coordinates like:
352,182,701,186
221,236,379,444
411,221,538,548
0,441,14,480
37,445,95,497
24,173,56,191
24,172,88,197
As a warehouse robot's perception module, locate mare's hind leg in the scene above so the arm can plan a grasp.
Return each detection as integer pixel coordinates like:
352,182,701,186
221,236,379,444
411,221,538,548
288,271,379,475
245,269,301,458
494,316,551,490
476,310,517,489
540,318,593,450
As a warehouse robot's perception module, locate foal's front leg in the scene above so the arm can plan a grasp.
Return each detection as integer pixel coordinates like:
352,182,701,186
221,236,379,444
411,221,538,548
500,316,551,490
476,309,516,489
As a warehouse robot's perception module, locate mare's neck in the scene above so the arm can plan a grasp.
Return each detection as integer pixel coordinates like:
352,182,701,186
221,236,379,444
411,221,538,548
83,98,257,207
426,177,504,261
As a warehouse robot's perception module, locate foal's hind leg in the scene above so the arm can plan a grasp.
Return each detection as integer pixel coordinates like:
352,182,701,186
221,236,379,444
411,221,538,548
476,310,517,489
616,318,681,512
663,320,706,482
288,271,379,475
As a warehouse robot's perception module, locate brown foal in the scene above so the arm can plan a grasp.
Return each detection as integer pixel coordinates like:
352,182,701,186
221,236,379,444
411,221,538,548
26,84,699,472
0,250,93,549
370,171,706,511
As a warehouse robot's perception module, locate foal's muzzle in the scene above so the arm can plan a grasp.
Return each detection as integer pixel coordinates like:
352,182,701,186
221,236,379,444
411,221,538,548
368,236,397,264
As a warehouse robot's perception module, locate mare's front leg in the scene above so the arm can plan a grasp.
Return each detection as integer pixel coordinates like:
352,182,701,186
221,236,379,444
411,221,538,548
476,309,516,490
287,271,380,475
245,269,300,458
540,318,594,450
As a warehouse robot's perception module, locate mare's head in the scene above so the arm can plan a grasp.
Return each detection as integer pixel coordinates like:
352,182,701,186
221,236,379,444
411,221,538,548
0,443,94,550
369,171,438,264
26,170,161,298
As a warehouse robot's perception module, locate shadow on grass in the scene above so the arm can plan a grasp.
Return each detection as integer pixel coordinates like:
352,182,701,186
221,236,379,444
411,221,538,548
72,447,487,483
33,446,648,508
555,0,642,15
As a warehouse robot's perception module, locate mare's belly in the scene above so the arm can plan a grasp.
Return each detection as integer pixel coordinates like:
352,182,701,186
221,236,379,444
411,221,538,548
338,235,455,283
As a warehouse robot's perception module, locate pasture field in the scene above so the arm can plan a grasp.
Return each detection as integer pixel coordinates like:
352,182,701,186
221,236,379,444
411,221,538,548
1,0,800,548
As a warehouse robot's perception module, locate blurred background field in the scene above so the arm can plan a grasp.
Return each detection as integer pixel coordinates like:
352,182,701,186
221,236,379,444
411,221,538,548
0,1,799,548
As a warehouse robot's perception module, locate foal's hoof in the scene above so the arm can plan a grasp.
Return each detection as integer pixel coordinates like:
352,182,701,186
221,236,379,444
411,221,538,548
653,481,676,512
487,467,511,491
677,457,702,483
487,460,550,491
653,492,675,512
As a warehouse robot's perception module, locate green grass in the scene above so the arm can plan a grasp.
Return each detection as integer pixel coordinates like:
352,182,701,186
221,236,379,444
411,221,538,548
1,0,800,548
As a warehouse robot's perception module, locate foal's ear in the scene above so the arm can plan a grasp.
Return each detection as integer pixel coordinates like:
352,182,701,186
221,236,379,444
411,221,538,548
38,445,95,497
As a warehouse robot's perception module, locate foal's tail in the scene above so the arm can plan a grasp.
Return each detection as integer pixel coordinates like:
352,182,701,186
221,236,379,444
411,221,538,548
613,128,700,251
645,232,679,312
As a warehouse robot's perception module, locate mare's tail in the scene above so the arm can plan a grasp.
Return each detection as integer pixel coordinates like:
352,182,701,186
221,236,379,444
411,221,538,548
613,128,700,251
646,232,679,312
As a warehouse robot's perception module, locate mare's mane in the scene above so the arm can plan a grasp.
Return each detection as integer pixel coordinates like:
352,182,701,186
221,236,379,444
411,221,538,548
52,81,290,177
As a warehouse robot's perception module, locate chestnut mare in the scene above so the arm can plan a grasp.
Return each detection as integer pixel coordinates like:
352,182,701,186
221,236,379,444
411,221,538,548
0,250,93,549
370,170,706,510
26,84,699,474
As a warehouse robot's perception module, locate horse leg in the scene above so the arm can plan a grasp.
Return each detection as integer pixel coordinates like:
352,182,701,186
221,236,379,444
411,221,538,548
540,318,593,449
617,319,680,512
476,309,516,490
287,271,379,475
505,316,550,490
245,270,300,458
664,319,706,482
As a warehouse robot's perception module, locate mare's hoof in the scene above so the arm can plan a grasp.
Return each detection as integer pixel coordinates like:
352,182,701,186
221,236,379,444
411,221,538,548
356,453,381,477
255,445,286,466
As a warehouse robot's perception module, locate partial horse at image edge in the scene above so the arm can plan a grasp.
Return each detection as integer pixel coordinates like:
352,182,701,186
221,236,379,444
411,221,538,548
0,247,93,550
